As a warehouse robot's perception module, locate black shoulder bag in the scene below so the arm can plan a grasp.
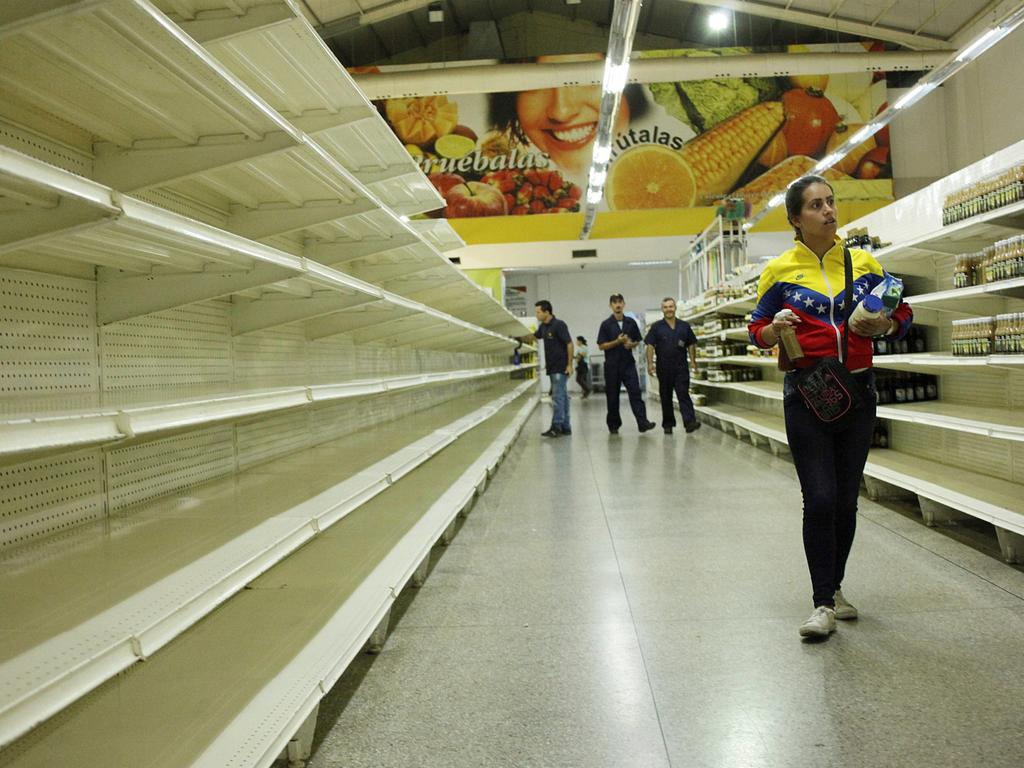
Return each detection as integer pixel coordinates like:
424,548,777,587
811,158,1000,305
793,247,869,432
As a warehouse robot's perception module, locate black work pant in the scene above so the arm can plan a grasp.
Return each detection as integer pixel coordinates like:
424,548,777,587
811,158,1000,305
657,365,696,428
784,371,876,608
576,364,591,396
604,362,649,431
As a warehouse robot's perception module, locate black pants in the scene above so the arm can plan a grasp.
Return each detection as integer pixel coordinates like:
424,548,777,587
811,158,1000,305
784,371,876,608
576,364,591,397
604,362,649,430
657,366,696,428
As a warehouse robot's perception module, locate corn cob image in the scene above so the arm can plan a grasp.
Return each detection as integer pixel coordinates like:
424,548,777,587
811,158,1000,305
734,155,847,216
680,101,784,203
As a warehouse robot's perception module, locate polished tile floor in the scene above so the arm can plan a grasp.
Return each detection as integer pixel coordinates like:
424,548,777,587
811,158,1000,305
309,396,1024,768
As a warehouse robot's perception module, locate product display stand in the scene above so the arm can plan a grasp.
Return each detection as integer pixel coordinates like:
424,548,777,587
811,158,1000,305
0,1,538,763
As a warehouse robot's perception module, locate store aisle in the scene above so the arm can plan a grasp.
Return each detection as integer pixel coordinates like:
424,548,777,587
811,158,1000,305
309,396,1024,768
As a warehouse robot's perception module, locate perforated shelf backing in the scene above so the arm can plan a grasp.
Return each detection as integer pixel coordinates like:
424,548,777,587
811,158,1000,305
0,270,98,397
99,301,233,391
0,451,105,549
105,428,237,514
889,421,1024,486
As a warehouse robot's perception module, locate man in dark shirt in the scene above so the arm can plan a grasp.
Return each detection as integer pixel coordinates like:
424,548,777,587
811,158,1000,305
645,297,701,434
528,300,573,437
597,294,656,435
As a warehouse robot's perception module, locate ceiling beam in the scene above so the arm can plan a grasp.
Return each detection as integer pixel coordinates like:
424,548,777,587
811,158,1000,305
672,0,950,50
354,48,951,99
316,0,434,41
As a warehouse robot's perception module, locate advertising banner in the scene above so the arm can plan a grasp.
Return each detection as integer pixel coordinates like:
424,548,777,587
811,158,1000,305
362,43,892,225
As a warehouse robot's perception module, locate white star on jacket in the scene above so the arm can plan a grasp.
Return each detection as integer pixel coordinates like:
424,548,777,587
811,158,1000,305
854,285,865,297
815,303,826,314
802,295,815,308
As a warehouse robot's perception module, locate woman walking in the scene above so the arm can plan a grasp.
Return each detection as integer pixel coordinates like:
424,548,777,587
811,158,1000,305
574,336,591,399
747,176,913,639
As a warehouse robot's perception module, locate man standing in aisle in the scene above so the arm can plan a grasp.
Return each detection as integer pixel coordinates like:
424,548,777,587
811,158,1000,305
597,294,656,435
645,297,701,434
528,300,573,437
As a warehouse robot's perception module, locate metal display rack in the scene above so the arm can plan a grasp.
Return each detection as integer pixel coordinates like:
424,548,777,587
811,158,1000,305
0,2,539,764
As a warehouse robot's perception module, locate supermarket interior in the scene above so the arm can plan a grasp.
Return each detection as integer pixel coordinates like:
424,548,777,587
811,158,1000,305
1,1,1024,767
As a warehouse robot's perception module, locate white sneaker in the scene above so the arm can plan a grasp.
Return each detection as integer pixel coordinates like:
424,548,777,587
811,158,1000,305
799,606,836,637
833,590,858,620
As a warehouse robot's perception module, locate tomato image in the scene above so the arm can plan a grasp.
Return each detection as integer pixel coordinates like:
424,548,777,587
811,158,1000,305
857,146,891,180
782,88,840,157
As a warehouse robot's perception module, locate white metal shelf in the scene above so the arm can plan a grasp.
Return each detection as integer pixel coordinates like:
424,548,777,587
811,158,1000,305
872,352,1024,370
176,0,443,217
0,148,517,349
0,364,534,465
873,198,1024,267
682,294,757,323
695,403,1024,538
905,276,1024,314
697,354,777,367
0,1,526,341
0,379,537,750
693,379,783,401
695,327,749,343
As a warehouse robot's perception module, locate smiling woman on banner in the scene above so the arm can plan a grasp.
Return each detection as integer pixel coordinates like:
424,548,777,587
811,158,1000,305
488,54,649,176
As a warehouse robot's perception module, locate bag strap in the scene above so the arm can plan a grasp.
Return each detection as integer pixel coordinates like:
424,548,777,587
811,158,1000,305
841,246,853,363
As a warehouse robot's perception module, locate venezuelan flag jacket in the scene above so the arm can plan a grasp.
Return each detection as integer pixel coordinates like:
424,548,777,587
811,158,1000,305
748,237,913,371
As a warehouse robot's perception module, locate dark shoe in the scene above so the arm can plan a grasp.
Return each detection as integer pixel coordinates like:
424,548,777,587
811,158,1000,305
639,421,657,433
684,421,701,433
664,427,673,435
609,428,619,435
559,428,572,436
541,429,561,438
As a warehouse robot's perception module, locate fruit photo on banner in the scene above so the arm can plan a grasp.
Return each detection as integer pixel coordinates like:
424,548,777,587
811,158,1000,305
364,43,891,219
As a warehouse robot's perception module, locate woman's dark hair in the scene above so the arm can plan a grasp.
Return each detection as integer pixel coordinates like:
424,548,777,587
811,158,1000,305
576,336,587,344
785,175,834,235
488,83,649,147
535,299,553,314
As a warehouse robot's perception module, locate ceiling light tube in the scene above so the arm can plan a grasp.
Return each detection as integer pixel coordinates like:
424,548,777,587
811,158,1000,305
956,27,1006,62
588,168,607,187
892,83,936,110
587,186,604,204
592,144,612,164
603,60,630,93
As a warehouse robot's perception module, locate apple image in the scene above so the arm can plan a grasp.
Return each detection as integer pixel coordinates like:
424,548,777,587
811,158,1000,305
428,172,465,196
444,181,508,218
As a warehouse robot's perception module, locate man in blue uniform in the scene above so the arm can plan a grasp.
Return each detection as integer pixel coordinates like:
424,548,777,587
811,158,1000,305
645,297,701,434
597,294,656,435
529,300,573,437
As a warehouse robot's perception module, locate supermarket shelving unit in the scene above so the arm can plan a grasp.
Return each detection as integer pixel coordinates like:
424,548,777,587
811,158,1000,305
686,146,1024,566
0,1,538,765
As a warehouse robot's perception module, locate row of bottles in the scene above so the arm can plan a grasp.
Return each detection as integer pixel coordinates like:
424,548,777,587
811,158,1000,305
873,325,927,356
951,318,995,356
705,366,760,383
942,165,1024,225
948,315,1024,356
874,371,939,404
698,340,748,359
952,235,1024,288
843,227,887,252
699,316,746,334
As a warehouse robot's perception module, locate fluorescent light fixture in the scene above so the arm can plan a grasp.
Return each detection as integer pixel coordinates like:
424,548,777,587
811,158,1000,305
592,143,612,164
586,186,603,204
767,193,786,208
815,153,843,172
956,27,1007,62
588,168,607,187
427,2,443,23
849,124,877,145
893,83,936,110
708,10,729,32
628,260,674,266
399,215,410,222
603,60,630,93
742,222,753,231
565,0,582,5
